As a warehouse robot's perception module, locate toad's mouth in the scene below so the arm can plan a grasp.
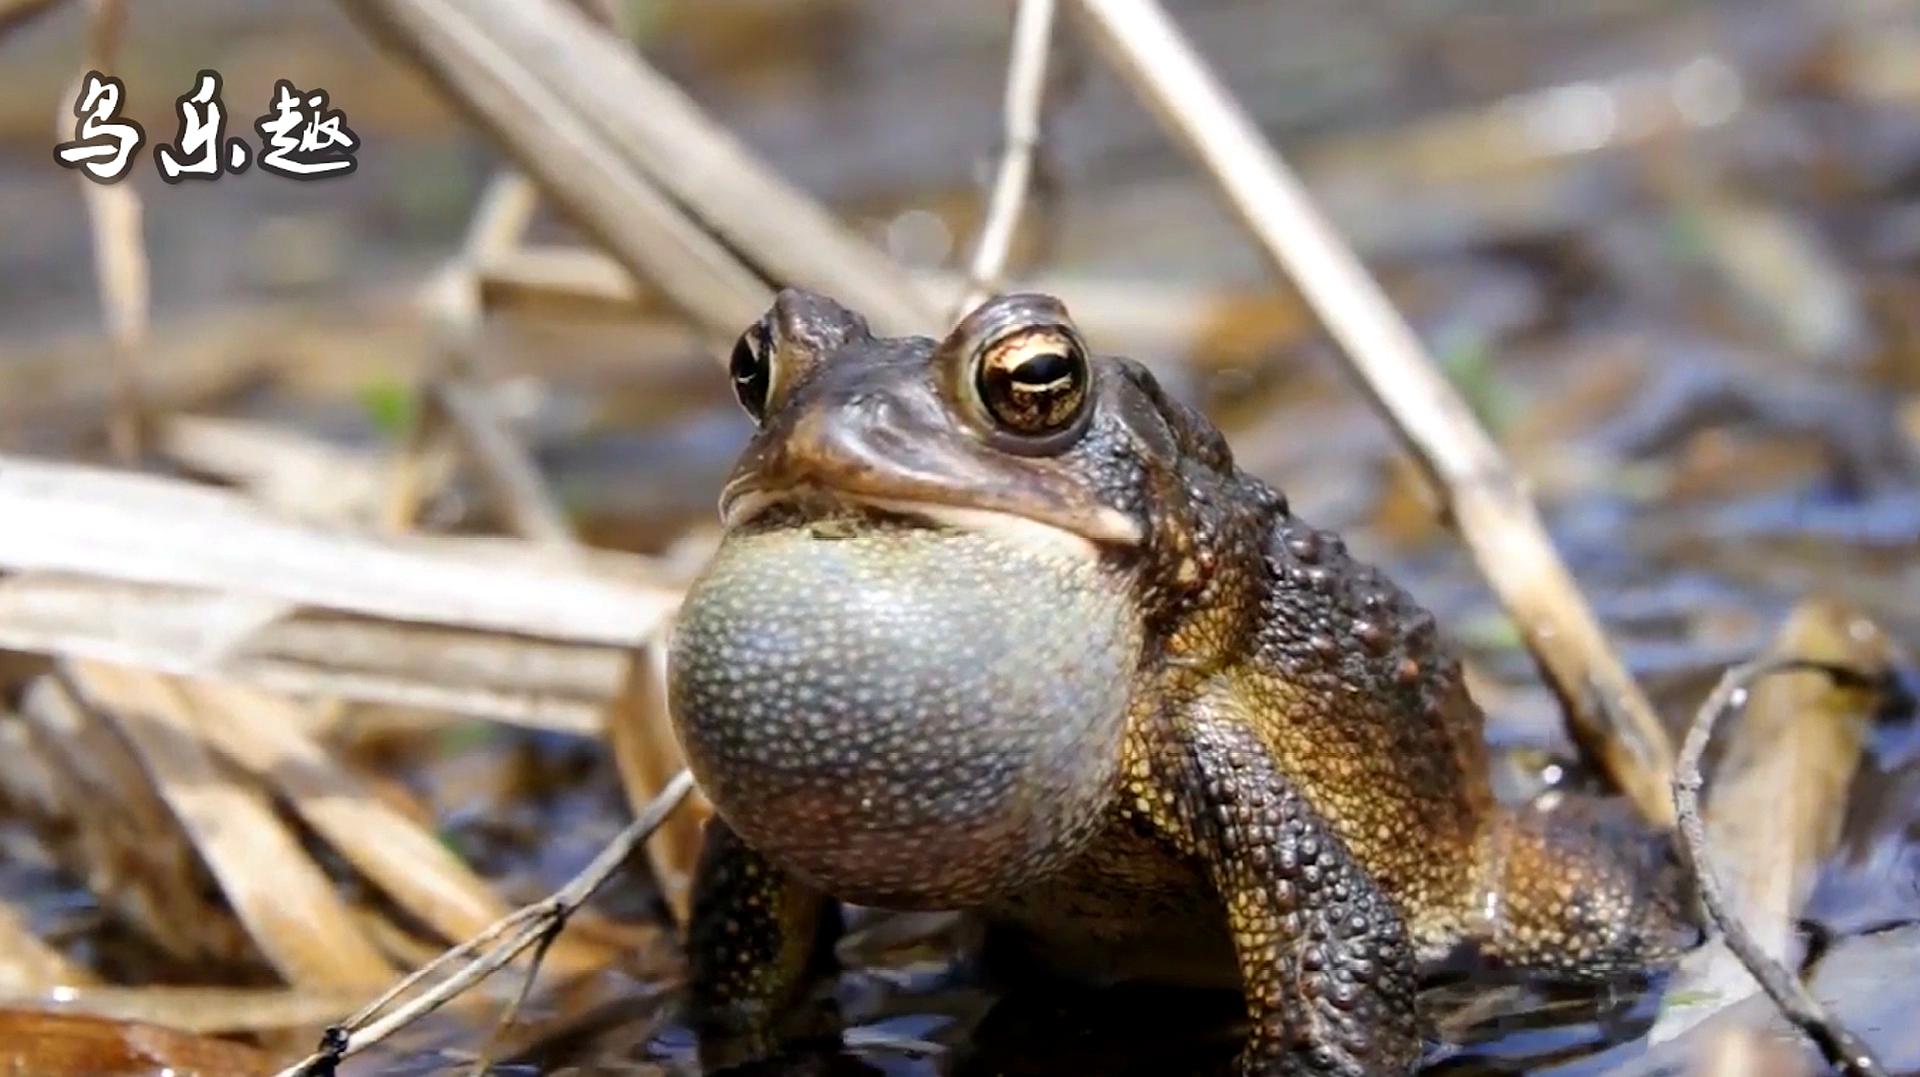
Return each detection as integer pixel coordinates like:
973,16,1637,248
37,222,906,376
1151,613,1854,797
720,482,1143,558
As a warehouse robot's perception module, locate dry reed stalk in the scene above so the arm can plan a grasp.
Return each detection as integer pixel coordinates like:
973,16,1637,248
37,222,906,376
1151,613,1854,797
1068,0,1677,824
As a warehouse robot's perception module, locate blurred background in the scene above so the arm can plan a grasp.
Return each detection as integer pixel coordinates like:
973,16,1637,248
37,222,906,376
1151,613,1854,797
2,1,1919,1074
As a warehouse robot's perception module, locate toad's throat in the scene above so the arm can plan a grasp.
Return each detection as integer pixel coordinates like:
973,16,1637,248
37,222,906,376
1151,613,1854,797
667,519,1141,906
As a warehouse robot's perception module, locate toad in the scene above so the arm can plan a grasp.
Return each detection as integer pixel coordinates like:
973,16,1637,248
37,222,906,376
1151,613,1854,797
668,290,1695,1075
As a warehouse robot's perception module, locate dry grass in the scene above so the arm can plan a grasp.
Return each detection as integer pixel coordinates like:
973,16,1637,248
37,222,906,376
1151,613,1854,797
4,1,1910,1073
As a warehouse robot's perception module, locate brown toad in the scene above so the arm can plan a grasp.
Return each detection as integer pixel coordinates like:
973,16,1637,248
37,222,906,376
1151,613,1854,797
667,290,1696,1075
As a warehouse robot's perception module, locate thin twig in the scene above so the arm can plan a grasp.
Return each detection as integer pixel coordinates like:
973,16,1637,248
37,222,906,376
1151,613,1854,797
387,172,543,534
463,922,560,1076
342,0,948,335
1067,0,1677,825
953,0,1057,322
430,379,576,546
432,171,580,1063
433,141,705,920
1673,658,1889,1077
332,904,545,1036
377,385,446,534
458,0,940,333
62,0,148,464
416,169,578,545
339,0,771,338
272,769,695,1077
462,171,542,267
1650,600,1894,1044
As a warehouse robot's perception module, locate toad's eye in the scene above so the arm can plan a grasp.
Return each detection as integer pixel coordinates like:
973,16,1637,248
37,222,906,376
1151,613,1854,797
974,328,1091,437
729,320,774,422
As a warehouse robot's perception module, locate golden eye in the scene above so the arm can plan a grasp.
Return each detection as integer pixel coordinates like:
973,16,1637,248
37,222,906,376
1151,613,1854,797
974,328,1090,436
728,319,774,422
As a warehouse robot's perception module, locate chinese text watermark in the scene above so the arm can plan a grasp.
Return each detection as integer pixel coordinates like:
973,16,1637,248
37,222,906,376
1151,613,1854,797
54,70,359,184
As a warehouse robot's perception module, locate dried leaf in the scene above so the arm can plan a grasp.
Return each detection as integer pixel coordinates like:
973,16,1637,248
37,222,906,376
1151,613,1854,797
181,680,608,971
0,900,92,994
1627,925,1920,1075
0,456,679,647
1653,599,1900,1038
0,1008,267,1077
67,662,395,987
2,685,255,967
0,573,625,733
5,985,363,1035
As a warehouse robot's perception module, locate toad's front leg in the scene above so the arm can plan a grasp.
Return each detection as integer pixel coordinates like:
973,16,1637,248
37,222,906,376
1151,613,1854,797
1138,713,1422,1076
686,820,843,1071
